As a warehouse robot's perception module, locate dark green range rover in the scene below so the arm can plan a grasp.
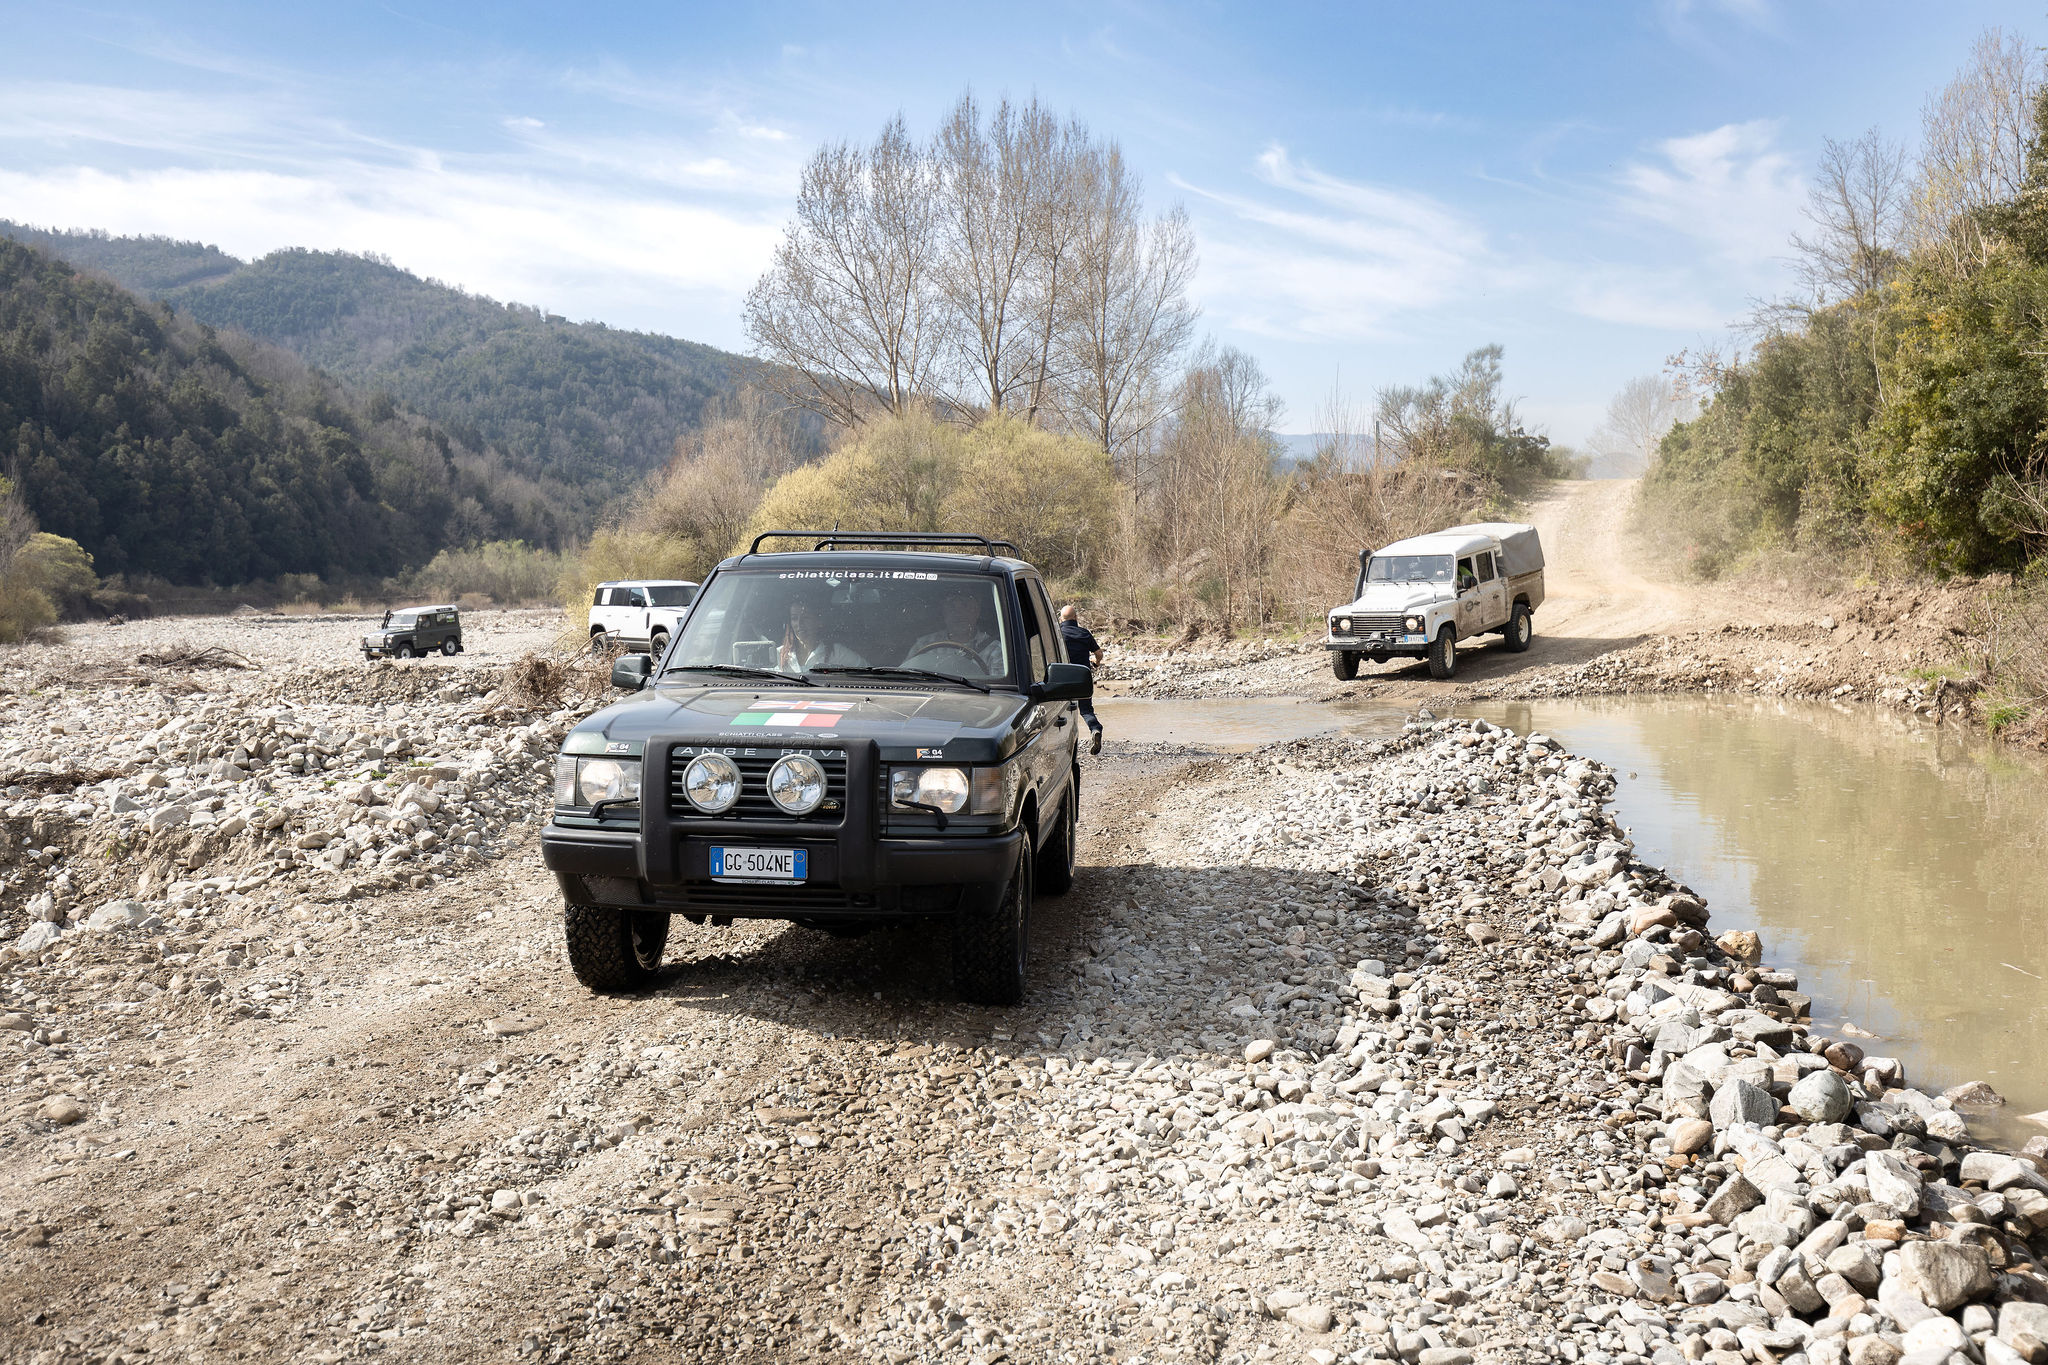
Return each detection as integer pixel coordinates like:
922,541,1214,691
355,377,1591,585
540,533,1092,1004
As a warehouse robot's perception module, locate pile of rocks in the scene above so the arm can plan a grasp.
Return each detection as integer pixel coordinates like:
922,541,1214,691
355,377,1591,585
0,656,586,961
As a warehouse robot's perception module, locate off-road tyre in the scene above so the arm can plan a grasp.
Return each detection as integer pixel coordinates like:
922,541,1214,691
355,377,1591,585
440,638,459,656
954,828,1033,1006
396,643,417,659
1427,625,1457,680
564,903,667,992
589,629,610,654
1037,774,1078,896
1503,602,1533,652
650,630,670,658
1331,650,1359,681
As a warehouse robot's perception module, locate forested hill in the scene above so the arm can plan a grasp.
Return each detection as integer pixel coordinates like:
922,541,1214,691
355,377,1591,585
0,222,240,292
0,237,583,584
0,224,749,497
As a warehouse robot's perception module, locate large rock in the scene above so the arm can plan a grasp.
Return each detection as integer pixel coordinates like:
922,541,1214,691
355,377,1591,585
1703,1172,1763,1224
1999,1301,2048,1361
1864,1150,1922,1217
1710,1078,1777,1130
1893,1240,1993,1312
1717,929,1763,964
1787,1070,1854,1123
83,898,156,933
1722,1009,1795,1048
12,921,62,957
146,803,191,833
1960,1151,2048,1194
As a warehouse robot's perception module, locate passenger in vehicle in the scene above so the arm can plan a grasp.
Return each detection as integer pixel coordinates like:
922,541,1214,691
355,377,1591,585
779,594,867,671
907,584,1004,674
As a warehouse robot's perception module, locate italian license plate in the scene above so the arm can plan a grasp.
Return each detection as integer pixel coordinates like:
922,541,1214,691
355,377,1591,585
710,846,807,883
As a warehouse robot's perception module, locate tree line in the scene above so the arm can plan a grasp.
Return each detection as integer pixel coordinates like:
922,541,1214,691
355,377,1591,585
1643,27,2048,581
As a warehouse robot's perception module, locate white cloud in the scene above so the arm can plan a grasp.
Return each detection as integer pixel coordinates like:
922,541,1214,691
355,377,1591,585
1178,145,1492,340
0,78,796,343
1615,119,1804,268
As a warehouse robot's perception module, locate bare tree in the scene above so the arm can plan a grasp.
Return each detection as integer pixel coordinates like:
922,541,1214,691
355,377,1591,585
933,93,1059,417
1586,374,1698,478
1914,27,2041,273
744,116,945,428
640,386,804,558
1791,129,1911,302
1059,147,1200,465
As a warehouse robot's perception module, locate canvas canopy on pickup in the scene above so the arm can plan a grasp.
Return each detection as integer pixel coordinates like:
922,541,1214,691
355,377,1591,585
1443,522,1543,578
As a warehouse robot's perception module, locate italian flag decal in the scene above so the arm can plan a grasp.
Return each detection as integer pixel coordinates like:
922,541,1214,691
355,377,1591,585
732,712,839,728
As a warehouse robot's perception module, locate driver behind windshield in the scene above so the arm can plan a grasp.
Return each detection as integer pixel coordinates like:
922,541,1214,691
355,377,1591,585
907,584,1004,674
778,593,867,671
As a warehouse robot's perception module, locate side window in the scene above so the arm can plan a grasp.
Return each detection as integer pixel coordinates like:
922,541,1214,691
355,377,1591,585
627,588,649,608
1457,556,1476,590
1479,553,1497,582
1018,583,1050,683
592,589,606,607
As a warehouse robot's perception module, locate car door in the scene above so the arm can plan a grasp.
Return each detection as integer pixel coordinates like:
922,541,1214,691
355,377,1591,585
1478,551,1508,630
1016,579,1070,827
1456,556,1483,637
592,588,621,638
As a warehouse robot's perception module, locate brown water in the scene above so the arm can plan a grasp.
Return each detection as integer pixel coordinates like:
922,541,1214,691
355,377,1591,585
1099,692,2048,1133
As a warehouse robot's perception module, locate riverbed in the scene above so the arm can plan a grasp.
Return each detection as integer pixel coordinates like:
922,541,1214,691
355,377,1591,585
1099,691,2048,1134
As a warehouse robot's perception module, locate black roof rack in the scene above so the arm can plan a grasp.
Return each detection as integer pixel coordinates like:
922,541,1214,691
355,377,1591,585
745,530,1022,558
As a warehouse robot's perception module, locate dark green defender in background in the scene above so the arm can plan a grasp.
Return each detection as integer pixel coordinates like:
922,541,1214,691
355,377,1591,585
540,532,1092,1005
362,604,464,659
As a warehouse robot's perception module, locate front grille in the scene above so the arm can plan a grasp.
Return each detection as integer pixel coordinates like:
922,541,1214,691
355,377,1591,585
668,748,847,822
1334,613,1406,635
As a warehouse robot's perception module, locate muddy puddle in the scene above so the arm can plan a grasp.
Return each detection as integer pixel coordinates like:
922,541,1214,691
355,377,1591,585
1104,692,2048,1136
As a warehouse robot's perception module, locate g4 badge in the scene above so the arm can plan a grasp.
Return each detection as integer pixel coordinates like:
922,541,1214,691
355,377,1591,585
605,742,635,754
915,748,945,760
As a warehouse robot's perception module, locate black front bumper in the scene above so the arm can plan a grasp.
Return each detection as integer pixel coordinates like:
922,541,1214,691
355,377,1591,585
539,736,1023,919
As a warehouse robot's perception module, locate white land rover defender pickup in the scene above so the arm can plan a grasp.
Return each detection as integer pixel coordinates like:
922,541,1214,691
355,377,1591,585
1325,522,1545,681
588,580,700,655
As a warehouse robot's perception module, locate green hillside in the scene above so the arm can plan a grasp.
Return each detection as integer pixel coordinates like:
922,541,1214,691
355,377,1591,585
0,237,578,584
0,225,753,498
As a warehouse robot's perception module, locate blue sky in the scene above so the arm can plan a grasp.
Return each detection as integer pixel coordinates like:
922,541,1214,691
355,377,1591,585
0,1,2038,442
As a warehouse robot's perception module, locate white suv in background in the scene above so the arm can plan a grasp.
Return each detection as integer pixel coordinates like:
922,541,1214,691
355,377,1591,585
587,580,699,655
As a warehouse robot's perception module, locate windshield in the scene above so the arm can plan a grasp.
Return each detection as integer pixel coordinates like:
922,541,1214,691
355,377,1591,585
666,569,1014,685
646,584,697,607
1367,555,1454,584
386,612,417,628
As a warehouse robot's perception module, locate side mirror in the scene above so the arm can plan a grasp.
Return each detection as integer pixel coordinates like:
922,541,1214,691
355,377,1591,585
1037,661,1094,702
611,654,652,691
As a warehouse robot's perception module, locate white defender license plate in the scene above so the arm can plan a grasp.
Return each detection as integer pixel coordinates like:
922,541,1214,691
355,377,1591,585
709,846,807,883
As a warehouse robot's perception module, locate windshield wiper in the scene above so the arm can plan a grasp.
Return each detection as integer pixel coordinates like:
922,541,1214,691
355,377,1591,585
810,666,991,694
659,663,815,686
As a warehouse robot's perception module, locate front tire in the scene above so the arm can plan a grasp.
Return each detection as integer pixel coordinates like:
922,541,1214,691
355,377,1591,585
397,643,417,659
1427,625,1457,680
564,904,668,991
1503,602,1533,652
1037,775,1078,896
1331,650,1359,681
649,630,670,658
955,828,1034,1006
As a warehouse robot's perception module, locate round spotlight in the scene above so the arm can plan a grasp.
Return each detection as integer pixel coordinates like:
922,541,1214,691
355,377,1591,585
682,753,741,813
766,753,827,815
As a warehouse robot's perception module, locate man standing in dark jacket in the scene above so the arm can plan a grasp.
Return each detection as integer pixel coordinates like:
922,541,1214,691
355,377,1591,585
1058,604,1104,755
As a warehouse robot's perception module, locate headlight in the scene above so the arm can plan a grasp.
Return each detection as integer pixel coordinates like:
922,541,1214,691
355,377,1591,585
682,753,741,813
1337,616,1352,631
1404,615,1422,632
890,766,970,814
890,763,1016,816
766,754,827,815
554,755,643,809
577,757,641,806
